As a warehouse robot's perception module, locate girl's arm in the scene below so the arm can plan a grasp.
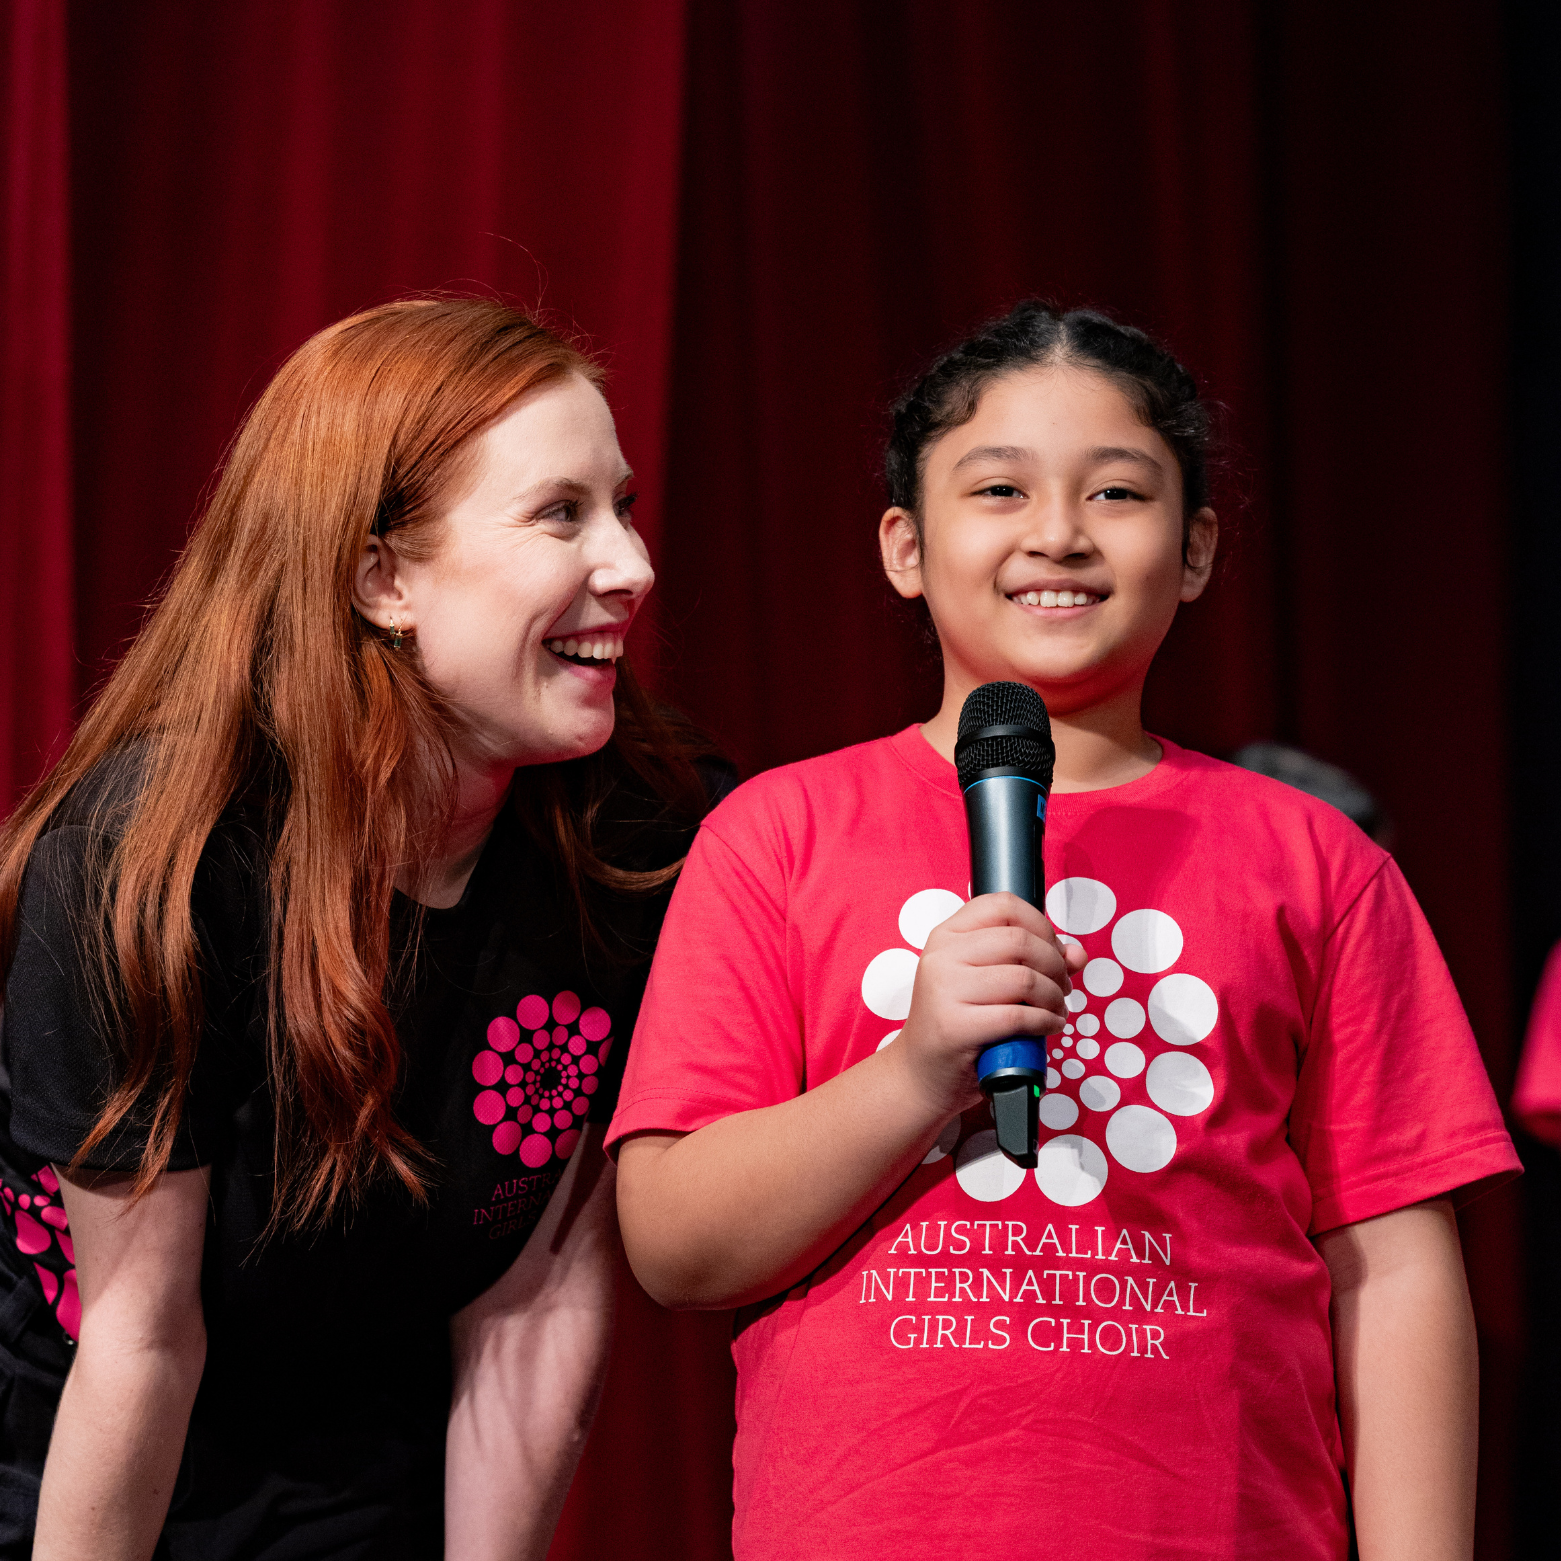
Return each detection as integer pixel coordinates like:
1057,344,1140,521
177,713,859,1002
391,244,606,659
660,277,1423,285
1314,1198,1478,1561
445,1122,617,1561
617,893,1082,1309
35,1165,211,1561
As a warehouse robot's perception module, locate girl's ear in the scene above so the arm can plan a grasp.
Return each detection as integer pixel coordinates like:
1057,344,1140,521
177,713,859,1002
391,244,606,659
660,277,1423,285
879,508,925,600
1180,508,1219,603
353,536,414,630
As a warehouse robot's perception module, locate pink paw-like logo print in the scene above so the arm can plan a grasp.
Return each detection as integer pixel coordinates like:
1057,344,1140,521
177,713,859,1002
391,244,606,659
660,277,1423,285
471,991,613,1168
1,1164,79,1339
860,879,1217,1208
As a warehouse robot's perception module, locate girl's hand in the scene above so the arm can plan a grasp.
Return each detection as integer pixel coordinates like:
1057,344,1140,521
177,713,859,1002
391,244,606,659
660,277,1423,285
889,892,1086,1119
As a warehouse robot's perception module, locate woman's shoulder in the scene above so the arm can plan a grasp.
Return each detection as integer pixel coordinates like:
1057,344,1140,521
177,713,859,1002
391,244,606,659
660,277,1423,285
44,742,153,837
29,743,271,924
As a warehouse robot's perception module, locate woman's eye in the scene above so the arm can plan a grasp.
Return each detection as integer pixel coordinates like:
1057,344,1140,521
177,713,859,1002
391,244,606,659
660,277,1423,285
615,493,640,521
538,500,580,524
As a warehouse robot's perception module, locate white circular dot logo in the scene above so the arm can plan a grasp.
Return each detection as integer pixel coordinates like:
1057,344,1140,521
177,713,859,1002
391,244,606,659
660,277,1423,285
1111,908,1184,973
1034,1134,1109,1206
955,1129,1028,1202
1039,1093,1079,1131
1148,973,1219,1045
1104,1041,1146,1078
857,878,1218,1208
1082,957,1123,996
1046,877,1117,936
1105,1104,1178,1172
898,888,964,951
1079,1075,1121,1112
1146,1052,1215,1116
861,947,919,1021
1104,997,1145,1038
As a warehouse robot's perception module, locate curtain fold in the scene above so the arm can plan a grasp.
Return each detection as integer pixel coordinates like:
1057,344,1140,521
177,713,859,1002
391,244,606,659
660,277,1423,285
1,0,74,809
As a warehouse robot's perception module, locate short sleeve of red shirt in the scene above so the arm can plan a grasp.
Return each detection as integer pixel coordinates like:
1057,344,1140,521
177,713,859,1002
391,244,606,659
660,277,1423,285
609,814,804,1139
1514,942,1561,1146
1289,856,1519,1232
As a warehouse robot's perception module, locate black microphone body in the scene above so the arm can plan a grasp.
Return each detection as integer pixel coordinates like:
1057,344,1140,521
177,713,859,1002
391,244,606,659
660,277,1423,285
956,683,1055,1166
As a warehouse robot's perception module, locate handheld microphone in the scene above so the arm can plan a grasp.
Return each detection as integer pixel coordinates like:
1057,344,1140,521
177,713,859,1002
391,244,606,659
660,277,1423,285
956,682,1055,1167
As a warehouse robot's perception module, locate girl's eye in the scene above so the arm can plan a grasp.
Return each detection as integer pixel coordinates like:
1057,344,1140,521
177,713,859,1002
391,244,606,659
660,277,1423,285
976,483,1024,499
1094,486,1146,503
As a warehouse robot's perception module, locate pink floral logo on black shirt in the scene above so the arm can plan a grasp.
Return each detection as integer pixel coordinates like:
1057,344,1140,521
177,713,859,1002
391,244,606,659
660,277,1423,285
1,1164,79,1339
471,991,613,1166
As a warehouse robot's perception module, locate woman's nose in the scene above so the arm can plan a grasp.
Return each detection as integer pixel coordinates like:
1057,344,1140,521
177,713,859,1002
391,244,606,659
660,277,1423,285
589,512,656,599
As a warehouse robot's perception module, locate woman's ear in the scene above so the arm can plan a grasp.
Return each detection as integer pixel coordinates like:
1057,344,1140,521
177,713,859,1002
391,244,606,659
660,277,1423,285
353,536,413,630
879,508,925,600
1180,508,1219,603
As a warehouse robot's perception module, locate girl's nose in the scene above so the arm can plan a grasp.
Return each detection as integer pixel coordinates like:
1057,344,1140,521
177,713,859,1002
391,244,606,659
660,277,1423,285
1023,497,1094,558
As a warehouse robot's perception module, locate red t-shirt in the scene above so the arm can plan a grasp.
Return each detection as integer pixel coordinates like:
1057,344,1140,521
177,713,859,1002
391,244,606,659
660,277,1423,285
1513,943,1561,1146
609,727,1517,1560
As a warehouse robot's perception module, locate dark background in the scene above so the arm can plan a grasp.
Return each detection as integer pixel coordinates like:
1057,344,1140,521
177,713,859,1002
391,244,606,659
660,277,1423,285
3,0,1557,1555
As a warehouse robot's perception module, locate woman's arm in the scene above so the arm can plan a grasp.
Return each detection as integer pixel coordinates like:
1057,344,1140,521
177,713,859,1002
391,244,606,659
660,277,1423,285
445,1122,618,1561
35,1164,210,1561
617,893,1082,1309
1314,1198,1478,1561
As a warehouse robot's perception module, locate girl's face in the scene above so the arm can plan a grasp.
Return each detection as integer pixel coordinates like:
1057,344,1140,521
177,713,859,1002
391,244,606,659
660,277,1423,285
880,363,1216,716
357,373,654,770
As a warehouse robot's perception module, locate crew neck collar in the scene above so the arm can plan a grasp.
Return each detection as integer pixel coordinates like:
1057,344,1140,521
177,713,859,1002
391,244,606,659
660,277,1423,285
887,722,1194,808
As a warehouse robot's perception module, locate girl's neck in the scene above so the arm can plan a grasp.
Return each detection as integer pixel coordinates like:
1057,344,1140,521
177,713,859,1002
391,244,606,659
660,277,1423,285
919,676,1161,794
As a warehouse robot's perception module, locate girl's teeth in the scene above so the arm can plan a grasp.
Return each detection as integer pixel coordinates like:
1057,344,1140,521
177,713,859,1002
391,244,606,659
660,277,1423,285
1017,590,1100,608
549,639,563,652
563,639,579,656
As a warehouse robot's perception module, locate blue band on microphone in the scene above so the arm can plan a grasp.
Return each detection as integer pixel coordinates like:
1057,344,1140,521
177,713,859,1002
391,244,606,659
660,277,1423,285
974,1038,1047,1084
959,773,1048,821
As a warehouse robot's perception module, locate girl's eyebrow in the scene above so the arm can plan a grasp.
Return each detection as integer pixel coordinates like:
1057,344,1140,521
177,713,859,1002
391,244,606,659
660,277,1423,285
949,443,1164,476
1089,445,1164,474
950,444,1033,471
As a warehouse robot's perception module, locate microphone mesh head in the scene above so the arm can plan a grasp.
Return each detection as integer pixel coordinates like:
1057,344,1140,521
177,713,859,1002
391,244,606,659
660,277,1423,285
956,682,1054,790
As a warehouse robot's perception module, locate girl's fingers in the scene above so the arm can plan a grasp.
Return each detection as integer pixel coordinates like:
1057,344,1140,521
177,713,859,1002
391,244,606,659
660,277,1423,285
931,927,1070,981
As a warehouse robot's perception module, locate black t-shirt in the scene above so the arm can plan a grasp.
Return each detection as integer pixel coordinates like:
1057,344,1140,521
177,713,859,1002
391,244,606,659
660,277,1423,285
0,754,708,1558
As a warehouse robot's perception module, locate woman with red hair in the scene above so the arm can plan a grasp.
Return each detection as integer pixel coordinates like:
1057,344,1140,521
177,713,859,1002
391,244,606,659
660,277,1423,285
0,298,714,1557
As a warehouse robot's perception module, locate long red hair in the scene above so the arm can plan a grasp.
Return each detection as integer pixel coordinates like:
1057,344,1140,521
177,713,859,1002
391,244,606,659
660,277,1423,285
0,297,706,1228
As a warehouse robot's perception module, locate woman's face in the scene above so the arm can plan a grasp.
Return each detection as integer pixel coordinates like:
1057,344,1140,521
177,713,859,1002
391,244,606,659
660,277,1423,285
359,373,653,770
880,363,1216,716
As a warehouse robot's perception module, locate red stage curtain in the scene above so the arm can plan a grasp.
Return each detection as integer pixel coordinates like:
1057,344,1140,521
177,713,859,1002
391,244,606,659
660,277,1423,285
1,0,73,810
3,2,1522,1555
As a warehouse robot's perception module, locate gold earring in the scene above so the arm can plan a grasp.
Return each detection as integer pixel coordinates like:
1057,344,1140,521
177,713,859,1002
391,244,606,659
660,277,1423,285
390,619,403,651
